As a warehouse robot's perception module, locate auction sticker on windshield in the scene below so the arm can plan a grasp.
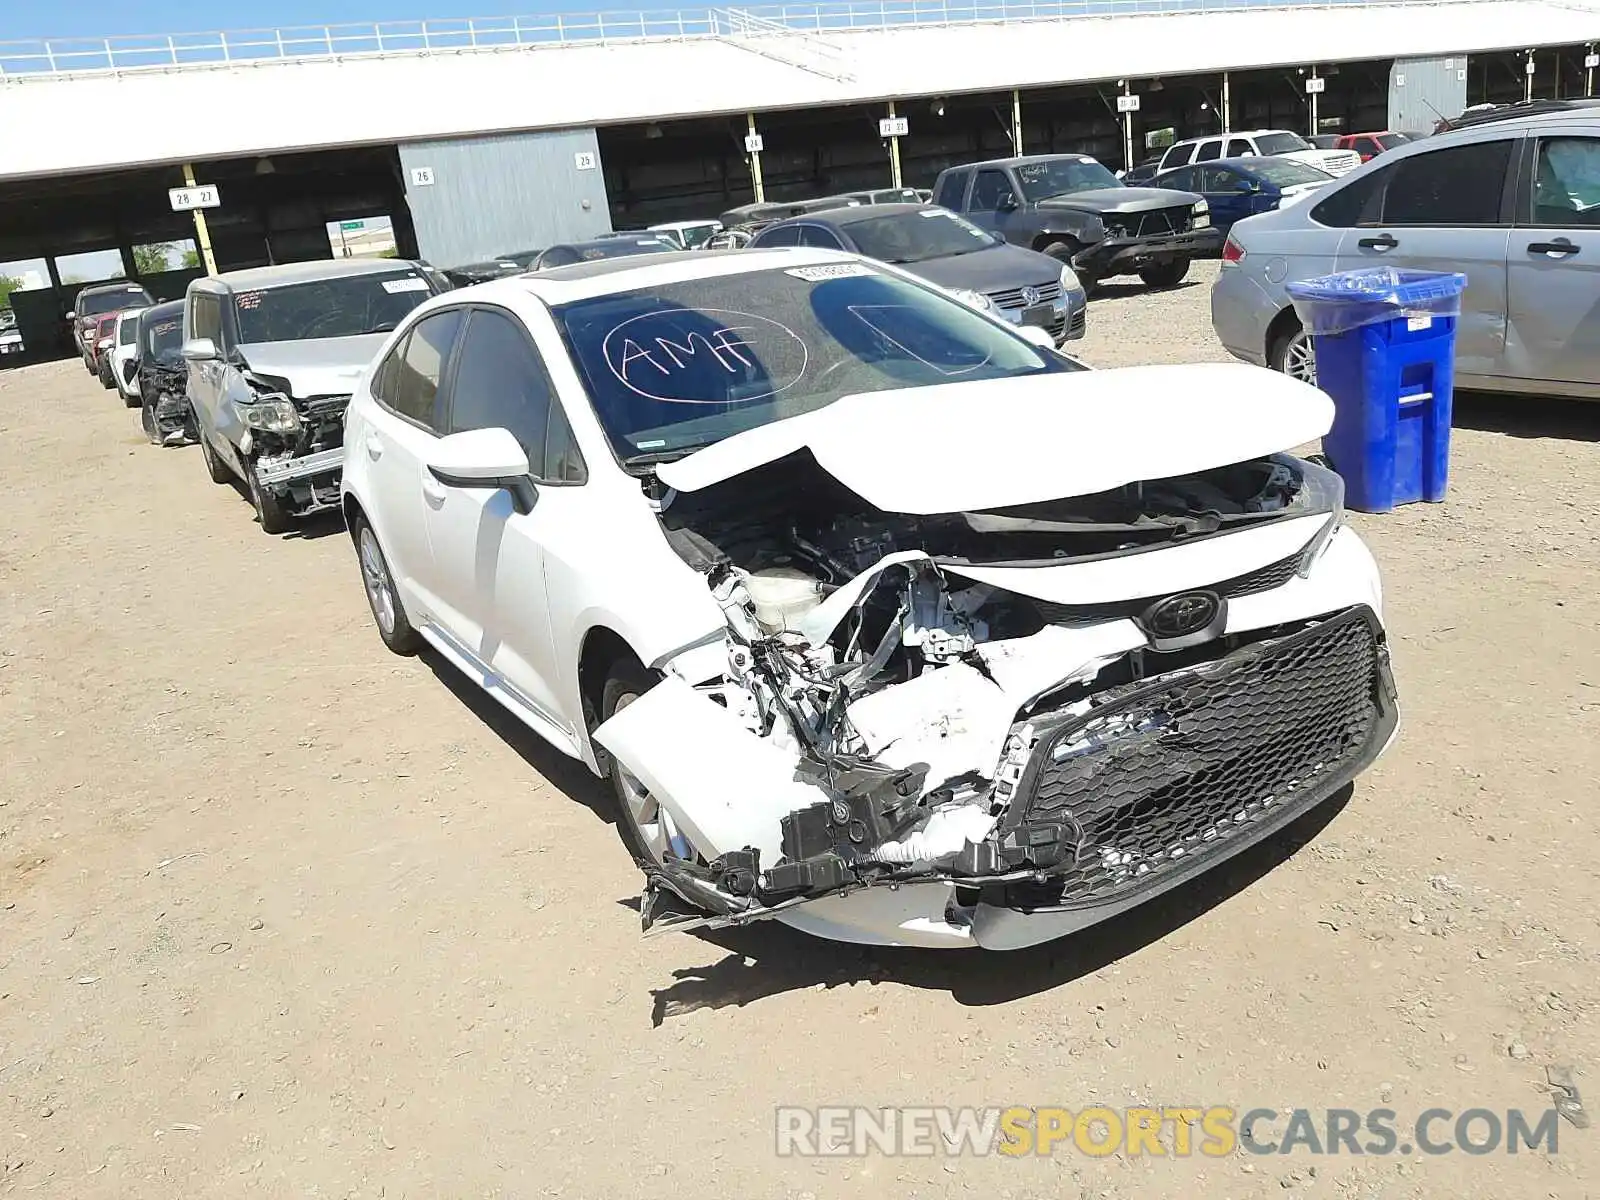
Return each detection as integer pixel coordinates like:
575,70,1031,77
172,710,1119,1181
784,264,877,282
381,278,430,294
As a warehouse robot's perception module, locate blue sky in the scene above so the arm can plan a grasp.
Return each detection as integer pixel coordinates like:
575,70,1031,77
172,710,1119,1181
2,1,544,40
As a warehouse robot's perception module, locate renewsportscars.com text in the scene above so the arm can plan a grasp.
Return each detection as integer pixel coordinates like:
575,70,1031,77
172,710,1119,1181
775,1106,1562,1159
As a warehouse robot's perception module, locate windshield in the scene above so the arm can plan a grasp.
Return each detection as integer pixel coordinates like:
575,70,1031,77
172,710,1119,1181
233,269,433,344
678,225,719,250
117,313,141,344
554,265,1077,460
846,209,1000,264
1375,133,1413,150
81,287,151,317
1255,132,1311,155
1249,160,1333,187
142,313,185,362
1015,158,1121,201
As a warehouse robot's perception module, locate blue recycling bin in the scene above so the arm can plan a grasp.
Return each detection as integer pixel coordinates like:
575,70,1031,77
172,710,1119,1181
1285,268,1468,514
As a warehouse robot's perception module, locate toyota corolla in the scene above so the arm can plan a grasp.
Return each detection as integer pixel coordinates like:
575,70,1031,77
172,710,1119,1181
340,248,1398,950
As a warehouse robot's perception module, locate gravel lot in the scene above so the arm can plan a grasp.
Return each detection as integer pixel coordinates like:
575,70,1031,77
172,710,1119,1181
2,261,1597,1198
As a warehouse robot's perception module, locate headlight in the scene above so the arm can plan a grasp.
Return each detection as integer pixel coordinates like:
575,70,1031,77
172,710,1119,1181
237,394,301,434
1291,456,1346,576
950,288,997,313
1059,263,1083,294
97,337,113,349
1191,199,1211,229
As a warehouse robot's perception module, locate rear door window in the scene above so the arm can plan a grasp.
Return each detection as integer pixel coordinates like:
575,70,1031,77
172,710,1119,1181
1195,139,1223,162
1381,139,1512,226
389,309,463,430
932,168,970,209
1164,142,1197,168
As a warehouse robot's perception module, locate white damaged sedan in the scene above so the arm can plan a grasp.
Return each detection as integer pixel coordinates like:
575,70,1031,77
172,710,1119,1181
340,248,1398,951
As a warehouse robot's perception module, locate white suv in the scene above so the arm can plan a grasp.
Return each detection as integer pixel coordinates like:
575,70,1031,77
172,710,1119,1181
1161,130,1361,177
340,248,1396,951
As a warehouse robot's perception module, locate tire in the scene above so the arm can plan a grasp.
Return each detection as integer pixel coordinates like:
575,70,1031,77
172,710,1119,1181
353,518,420,655
140,401,161,446
1269,321,1318,385
1139,257,1191,289
599,659,674,868
246,458,294,535
97,358,115,390
1040,240,1098,295
197,424,233,483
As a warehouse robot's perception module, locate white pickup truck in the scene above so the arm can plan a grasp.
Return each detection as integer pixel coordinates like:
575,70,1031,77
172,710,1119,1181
1158,129,1362,177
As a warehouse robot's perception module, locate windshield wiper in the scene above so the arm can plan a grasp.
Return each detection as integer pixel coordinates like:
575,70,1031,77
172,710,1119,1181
362,322,398,335
620,444,713,473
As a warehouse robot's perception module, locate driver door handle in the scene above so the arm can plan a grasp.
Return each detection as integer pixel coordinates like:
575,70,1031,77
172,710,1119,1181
364,434,384,460
1358,233,1399,251
1528,238,1580,257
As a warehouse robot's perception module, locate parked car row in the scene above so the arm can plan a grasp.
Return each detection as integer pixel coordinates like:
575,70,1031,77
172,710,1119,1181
71,228,1398,951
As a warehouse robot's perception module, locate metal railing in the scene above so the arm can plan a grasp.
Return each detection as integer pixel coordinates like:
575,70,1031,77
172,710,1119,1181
0,0,1465,79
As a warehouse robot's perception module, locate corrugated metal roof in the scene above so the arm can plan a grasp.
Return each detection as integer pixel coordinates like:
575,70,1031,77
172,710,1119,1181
1,0,1594,180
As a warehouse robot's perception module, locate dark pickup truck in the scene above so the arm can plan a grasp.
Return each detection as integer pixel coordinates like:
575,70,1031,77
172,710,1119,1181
931,154,1219,291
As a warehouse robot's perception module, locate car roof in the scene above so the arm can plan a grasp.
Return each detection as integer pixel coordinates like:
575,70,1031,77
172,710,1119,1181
777,202,934,227
442,246,863,305
950,153,1102,170
545,236,674,253
206,258,423,291
1440,97,1600,131
650,219,720,230
138,299,185,323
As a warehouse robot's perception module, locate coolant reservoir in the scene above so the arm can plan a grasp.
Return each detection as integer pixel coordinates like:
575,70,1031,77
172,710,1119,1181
744,567,825,635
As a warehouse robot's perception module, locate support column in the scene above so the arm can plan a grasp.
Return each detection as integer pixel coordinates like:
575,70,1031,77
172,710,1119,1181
1588,43,1596,98
1121,81,1134,174
887,100,903,189
1011,88,1023,154
1308,68,1321,137
183,163,218,275
1525,50,1535,102
1222,71,1232,133
745,113,765,204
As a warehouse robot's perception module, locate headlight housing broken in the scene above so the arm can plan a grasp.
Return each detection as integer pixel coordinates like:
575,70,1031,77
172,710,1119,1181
237,394,301,435
1290,454,1345,576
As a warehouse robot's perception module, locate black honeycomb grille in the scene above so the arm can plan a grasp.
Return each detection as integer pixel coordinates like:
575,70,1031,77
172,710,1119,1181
1008,607,1385,907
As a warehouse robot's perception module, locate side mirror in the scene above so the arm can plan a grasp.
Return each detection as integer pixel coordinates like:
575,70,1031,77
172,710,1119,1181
1235,180,1260,193
998,195,1019,212
1016,325,1057,350
425,427,536,515
181,337,218,362
64,310,75,321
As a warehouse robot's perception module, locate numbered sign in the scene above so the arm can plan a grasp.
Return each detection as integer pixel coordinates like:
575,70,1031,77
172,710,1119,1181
574,151,598,171
168,185,220,211
744,133,765,154
878,116,909,138
1305,77,1325,94
1116,94,1141,113
409,166,436,187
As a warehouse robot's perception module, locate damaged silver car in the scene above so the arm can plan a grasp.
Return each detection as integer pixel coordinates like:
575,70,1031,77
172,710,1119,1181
340,249,1399,951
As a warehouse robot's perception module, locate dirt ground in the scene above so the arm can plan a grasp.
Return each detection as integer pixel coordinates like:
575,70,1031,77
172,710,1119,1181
2,261,1597,1198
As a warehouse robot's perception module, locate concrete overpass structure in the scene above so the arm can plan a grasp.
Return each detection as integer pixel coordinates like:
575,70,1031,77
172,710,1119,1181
1,0,1596,359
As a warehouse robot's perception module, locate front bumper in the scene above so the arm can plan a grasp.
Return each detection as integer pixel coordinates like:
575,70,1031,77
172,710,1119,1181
254,445,345,488
995,289,1087,344
1078,227,1218,277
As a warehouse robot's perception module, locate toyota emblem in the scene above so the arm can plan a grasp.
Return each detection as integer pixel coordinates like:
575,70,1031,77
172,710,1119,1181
1021,285,1041,307
1138,590,1224,647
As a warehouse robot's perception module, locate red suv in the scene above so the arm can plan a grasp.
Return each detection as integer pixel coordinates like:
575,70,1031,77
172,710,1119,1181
1333,132,1414,162
70,282,154,372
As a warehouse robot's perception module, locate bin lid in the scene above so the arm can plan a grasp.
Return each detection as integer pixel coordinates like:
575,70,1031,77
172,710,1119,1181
1285,266,1466,336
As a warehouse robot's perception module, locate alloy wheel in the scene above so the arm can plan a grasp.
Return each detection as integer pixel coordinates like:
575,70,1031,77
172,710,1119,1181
358,526,397,637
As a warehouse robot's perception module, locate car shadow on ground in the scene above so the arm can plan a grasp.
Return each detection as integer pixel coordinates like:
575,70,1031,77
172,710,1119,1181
219,476,349,540
1090,279,1202,302
416,643,613,823
1453,390,1600,443
639,786,1353,1024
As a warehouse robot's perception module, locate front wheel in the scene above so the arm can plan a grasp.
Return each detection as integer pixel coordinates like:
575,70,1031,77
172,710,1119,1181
246,458,294,535
599,660,680,868
1139,257,1191,289
353,518,419,654
1270,323,1317,385
140,401,162,446
1041,241,1098,295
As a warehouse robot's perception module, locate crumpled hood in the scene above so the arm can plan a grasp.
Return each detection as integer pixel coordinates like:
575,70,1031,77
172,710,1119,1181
1039,187,1201,215
238,334,389,398
656,363,1334,515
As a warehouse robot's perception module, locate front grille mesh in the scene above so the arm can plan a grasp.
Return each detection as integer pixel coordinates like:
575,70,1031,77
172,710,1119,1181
1010,607,1384,907
1105,206,1194,238
988,281,1063,310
